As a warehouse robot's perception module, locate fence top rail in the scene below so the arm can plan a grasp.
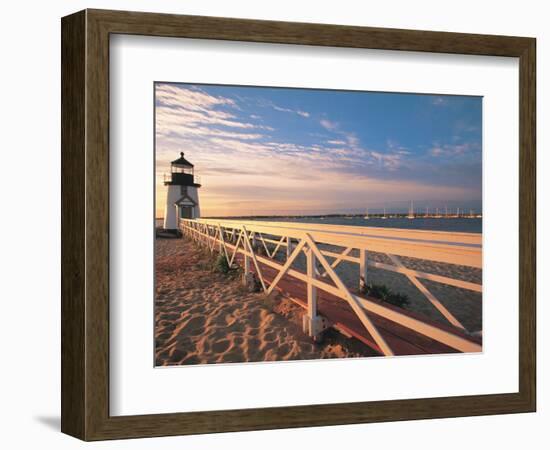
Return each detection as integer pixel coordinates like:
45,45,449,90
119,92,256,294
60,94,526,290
193,218,481,244
181,218,482,269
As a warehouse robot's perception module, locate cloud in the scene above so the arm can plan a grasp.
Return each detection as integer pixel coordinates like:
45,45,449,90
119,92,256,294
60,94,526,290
158,122,264,141
156,84,236,111
345,133,360,148
156,107,256,130
453,119,479,134
319,119,338,131
429,142,480,158
155,84,272,142
268,103,311,118
431,96,448,106
386,139,410,154
370,151,403,171
320,119,339,131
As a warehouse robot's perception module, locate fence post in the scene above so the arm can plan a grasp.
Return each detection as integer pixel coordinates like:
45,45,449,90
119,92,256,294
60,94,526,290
359,248,368,292
306,247,317,319
286,236,292,260
303,245,325,341
251,232,256,249
208,225,214,253
242,249,250,285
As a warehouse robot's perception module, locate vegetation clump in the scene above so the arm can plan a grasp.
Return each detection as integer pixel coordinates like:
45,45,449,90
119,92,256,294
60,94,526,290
213,253,231,274
361,282,409,308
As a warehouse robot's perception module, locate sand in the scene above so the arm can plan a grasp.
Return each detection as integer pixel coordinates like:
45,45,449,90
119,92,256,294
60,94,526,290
155,238,378,366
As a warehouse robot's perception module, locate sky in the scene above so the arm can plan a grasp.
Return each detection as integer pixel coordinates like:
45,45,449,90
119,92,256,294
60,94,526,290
155,82,482,218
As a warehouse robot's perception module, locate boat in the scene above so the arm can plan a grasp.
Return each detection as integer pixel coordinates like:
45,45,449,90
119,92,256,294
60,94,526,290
407,200,415,219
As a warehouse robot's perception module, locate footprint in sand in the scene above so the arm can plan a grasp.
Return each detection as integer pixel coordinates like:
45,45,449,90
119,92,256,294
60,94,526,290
188,305,206,315
247,328,259,337
221,348,245,363
246,337,261,354
276,343,291,359
263,331,277,343
181,355,200,365
161,323,176,332
169,349,187,361
156,351,170,362
156,332,171,342
182,316,206,336
211,339,231,353
160,313,180,321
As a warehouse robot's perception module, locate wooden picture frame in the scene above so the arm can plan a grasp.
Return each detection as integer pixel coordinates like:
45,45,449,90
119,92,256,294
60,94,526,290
61,9,536,441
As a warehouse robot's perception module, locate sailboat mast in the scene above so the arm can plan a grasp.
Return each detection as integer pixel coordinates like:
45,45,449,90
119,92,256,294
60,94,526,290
408,200,414,219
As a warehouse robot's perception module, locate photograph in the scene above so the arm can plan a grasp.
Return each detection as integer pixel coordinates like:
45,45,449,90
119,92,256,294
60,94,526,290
154,82,483,366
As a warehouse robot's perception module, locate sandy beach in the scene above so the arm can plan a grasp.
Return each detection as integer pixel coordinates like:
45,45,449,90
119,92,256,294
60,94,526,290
155,237,378,366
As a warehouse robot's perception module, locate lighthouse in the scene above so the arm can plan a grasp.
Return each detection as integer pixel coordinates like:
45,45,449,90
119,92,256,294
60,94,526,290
163,152,201,230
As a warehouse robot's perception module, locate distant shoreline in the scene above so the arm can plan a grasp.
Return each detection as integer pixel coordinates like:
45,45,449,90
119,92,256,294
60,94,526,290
157,213,482,221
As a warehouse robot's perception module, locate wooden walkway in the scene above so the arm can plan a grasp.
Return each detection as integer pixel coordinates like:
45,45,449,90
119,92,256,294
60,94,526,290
242,255,480,356
181,218,482,357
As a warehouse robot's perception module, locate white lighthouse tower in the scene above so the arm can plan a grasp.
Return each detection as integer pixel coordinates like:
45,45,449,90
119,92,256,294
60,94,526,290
163,152,201,230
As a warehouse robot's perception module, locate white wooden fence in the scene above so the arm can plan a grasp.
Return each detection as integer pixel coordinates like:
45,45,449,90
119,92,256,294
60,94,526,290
179,218,482,356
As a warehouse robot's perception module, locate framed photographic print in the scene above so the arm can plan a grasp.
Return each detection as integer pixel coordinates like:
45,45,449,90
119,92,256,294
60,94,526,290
61,9,536,440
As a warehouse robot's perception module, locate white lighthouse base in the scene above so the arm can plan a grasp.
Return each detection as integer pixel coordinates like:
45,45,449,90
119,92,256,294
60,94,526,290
163,185,200,230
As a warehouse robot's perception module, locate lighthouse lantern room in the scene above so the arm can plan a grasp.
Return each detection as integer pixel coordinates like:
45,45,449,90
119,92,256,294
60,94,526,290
163,152,201,230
